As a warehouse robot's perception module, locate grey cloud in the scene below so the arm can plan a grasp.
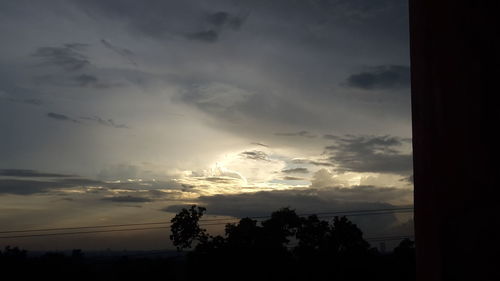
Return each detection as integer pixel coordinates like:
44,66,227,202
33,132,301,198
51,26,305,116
75,1,248,42
32,44,90,71
251,142,269,147
101,195,152,203
30,73,112,89
400,174,414,184
0,169,75,178
187,11,245,42
21,98,43,105
239,150,269,161
344,65,410,90
206,11,245,29
101,39,137,66
202,177,241,184
48,112,128,128
323,134,341,140
80,116,129,129
282,176,305,181
291,158,336,167
56,178,103,187
46,112,80,123
275,131,317,138
186,30,218,42
97,164,139,181
74,74,99,87
282,167,309,174
309,161,336,167
74,0,407,42
325,135,413,175
42,73,114,89
74,1,191,39
3,97,43,106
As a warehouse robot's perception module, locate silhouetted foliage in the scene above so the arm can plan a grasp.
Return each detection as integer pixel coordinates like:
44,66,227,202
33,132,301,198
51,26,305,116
168,205,415,281
0,207,415,281
170,205,208,251
0,246,27,260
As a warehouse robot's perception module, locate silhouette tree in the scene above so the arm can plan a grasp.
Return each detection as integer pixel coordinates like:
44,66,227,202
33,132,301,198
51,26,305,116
261,207,301,248
330,215,370,256
225,217,262,249
295,214,330,257
0,246,27,260
168,206,415,281
170,205,208,251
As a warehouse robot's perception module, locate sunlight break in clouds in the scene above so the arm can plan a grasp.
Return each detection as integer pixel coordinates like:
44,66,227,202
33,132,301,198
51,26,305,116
0,0,412,250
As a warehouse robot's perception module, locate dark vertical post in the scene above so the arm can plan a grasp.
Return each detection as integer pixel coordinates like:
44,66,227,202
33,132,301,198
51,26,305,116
409,1,499,280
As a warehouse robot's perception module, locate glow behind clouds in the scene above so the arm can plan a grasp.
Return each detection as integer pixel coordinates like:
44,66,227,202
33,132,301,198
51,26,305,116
0,0,412,250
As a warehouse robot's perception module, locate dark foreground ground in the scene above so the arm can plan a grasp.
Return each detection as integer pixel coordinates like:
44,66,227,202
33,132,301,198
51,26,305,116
0,244,414,281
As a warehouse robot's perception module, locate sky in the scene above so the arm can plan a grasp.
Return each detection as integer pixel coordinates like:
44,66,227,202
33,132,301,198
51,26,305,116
0,0,413,251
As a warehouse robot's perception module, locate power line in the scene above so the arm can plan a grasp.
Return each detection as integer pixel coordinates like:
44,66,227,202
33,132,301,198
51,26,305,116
0,207,413,235
0,226,171,239
0,221,173,234
0,207,413,239
365,235,415,242
0,225,414,244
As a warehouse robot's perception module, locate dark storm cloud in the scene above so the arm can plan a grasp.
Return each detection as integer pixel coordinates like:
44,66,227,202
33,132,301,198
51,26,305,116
344,65,410,90
32,44,90,71
73,0,406,40
282,168,309,174
0,170,97,195
0,168,185,196
239,150,269,161
74,1,248,42
0,179,59,195
163,188,398,217
163,186,412,234
46,112,80,123
101,195,152,203
324,135,412,174
0,169,75,178
80,116,129,129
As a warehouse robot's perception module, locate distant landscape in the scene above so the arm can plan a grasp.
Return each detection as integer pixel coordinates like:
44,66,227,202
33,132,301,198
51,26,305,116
1,206,415,281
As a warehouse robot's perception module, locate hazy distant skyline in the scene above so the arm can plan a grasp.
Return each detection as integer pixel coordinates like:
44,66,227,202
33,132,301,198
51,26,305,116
0,0,413,250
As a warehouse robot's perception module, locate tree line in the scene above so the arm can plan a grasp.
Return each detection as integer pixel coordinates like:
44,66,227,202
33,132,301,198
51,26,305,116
170,205,415,281
0,206,415,280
